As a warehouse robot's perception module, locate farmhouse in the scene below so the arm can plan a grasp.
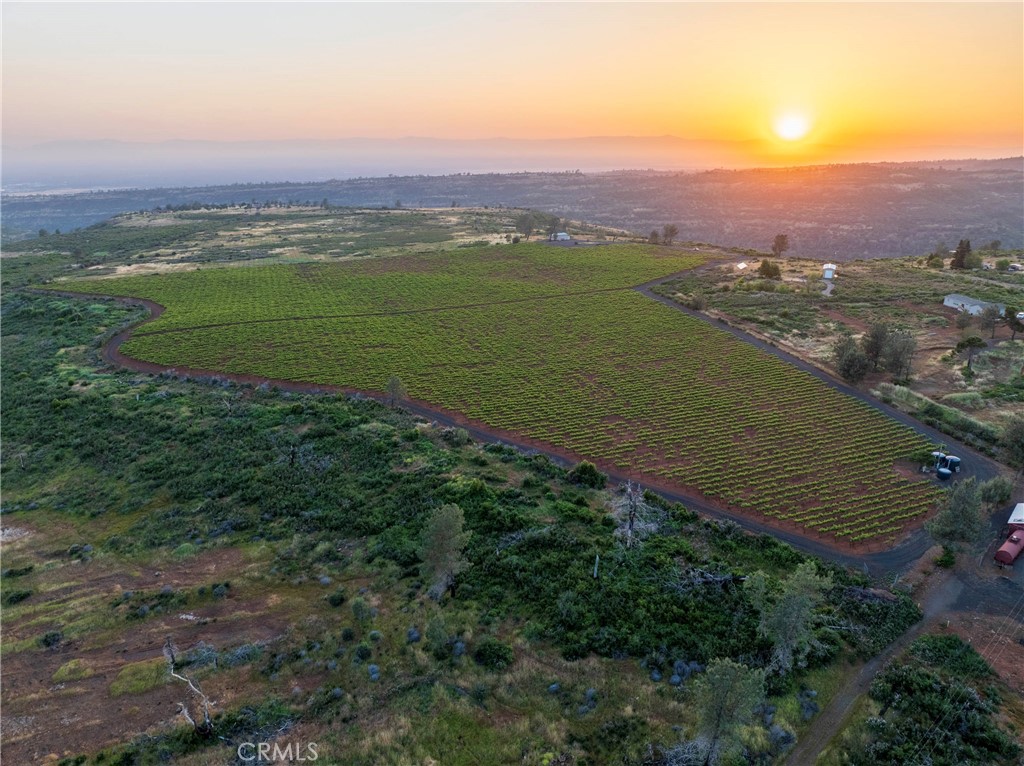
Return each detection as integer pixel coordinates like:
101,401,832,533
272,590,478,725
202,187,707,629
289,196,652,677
942,293,1006,316
549,232,572,242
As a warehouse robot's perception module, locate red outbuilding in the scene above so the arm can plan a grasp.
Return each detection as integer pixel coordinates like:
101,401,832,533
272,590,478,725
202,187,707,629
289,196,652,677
995,532,1024,565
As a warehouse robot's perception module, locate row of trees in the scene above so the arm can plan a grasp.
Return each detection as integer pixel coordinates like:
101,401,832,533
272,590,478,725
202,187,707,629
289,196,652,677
833,324,917,382
514,211,563,241
649,224,680,245
928,238,1012,270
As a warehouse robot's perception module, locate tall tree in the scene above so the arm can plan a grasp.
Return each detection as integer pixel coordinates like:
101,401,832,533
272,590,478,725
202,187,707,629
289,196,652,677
745,561,832,674
771,234,789,258
926,478,985,549
420,504,471,600
834,335,871,382
955,335,987,371
649,230,660,245
1004,306,1023,340
979,305,1001,339
662,224,679,246
515,213,535,241
692,658,765,766
861,323,890,371
1000,417,1024,474
386,375,407,408
883,330,917,379
950,239,972,269
955,311,974,331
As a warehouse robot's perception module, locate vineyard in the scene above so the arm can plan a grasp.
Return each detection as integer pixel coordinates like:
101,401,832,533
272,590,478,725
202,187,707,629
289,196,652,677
61,243,942,546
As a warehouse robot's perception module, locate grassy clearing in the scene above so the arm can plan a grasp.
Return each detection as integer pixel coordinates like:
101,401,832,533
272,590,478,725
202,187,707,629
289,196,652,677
53,658,96,683
109,658,168,696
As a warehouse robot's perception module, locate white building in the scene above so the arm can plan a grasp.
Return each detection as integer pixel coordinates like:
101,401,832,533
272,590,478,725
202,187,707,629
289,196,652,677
943,293,1006,316
822,263,837,279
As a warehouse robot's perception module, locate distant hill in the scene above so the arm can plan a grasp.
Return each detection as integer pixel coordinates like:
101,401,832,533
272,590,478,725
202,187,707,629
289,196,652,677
3,159,1021,259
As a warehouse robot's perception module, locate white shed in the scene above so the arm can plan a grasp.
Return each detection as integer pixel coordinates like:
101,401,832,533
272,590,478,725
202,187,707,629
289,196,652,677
822,263,837,279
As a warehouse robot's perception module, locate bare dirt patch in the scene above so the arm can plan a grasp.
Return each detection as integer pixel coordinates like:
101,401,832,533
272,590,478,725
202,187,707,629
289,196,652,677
947,611,1024,694
1,544,298,763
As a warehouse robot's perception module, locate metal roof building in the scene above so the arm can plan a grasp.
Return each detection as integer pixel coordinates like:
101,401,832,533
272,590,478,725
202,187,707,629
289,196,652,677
943,293,1006,317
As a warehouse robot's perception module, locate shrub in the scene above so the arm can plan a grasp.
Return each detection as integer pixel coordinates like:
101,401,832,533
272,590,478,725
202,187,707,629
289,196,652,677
39,630,63,648
758,260,781,279
220,643,262,668
326,589,347,607
567,461,606,489
351,597,372,624
473,636,514,670
935,546,955,568
979,476,1013,507
3,589,32,605
910,634,994,678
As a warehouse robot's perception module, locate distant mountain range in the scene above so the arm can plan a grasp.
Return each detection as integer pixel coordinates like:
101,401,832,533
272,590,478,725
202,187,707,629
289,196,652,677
4,136,1021,192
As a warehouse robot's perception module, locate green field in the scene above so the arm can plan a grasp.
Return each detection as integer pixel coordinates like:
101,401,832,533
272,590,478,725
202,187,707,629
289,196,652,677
61,243,941,544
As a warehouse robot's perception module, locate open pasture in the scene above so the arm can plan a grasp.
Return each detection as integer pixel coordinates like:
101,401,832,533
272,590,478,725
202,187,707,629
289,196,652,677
63,243,941,546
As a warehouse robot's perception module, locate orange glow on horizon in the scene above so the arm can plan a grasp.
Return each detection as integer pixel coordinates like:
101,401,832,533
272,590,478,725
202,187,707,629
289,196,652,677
1,3,1020,166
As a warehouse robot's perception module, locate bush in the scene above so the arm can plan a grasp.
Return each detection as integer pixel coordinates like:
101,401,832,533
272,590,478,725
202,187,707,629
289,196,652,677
758,260,781,279
326,588,347,607
979,477,1013,507
935,546,955,568
473,636,514,670
3,589,32,605
39,630,63,648
911,634,993,678
220,643,263,668
351,597,372,624
566,461,606,489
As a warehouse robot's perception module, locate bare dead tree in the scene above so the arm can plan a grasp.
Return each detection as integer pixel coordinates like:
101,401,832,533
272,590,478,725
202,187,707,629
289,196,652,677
663,567,746,595
611,481,663,549
164,637,213,735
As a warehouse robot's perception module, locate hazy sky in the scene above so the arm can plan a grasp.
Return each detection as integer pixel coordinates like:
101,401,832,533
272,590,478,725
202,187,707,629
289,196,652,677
3,2,1022,164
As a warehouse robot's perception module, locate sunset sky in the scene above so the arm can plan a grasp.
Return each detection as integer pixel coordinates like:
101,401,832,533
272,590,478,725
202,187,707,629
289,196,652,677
3,2,1022,170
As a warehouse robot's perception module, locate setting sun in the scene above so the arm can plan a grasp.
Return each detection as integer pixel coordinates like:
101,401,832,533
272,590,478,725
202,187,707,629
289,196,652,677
774,112,812,141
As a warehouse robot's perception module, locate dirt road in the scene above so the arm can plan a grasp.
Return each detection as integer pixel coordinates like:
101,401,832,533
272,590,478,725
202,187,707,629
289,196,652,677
784,569,963,765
